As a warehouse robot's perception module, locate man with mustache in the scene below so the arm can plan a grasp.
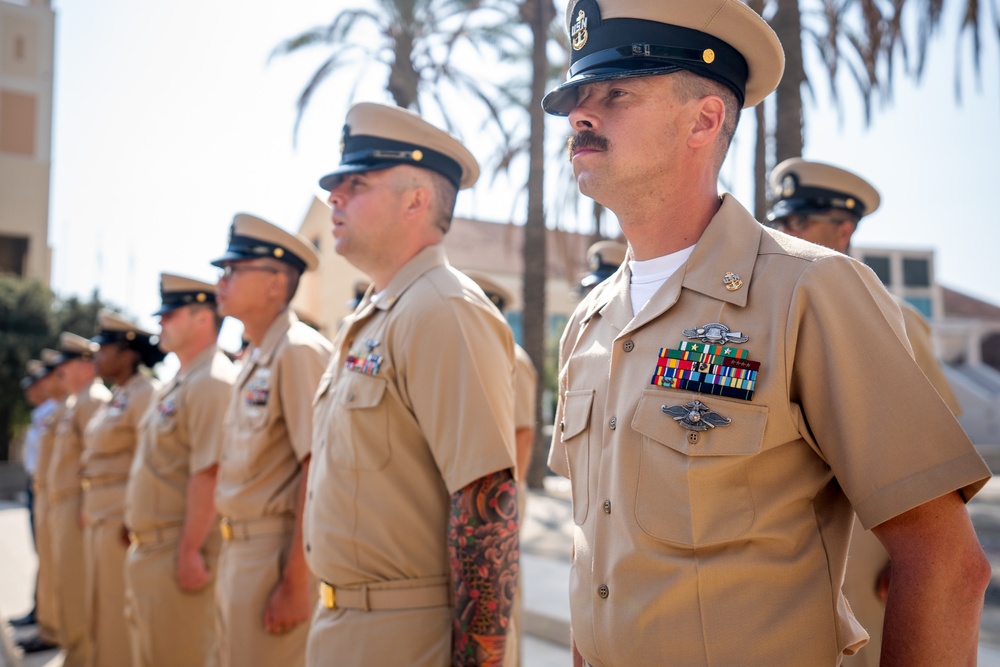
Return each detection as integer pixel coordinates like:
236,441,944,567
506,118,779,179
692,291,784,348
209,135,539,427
544,1,990,665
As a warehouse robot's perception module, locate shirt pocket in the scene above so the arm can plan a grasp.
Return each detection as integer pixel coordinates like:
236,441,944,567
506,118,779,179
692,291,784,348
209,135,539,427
335,373,390,471
631,388,767,546
560,389,594,525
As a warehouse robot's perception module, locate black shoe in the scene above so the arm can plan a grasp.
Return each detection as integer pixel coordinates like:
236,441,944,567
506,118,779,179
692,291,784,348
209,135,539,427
16,635,59,653
7,610,36,627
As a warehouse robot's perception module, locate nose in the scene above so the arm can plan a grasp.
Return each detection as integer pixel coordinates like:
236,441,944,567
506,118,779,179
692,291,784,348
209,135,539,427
567,89,598,131
326,183,346,209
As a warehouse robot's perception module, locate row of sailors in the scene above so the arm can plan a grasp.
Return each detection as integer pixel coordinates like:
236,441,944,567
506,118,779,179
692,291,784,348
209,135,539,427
14,204,575,666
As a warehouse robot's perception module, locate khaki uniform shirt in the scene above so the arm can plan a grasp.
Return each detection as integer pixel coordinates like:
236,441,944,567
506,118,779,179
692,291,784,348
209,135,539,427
34,397,66,497
549,195,990,666
126,346,236,533
305,244,516,587
48,380,112,502
82,373,158,521
894,295,962,414
215,309,332,521
513,345,537,432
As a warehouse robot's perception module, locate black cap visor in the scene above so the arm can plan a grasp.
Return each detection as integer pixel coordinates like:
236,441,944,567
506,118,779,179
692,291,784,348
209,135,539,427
543,10,749,116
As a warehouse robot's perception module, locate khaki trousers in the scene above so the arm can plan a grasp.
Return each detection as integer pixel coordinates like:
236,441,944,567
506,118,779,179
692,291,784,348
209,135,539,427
84,515,130,667
306,603,452,667
33,490,61,643
124,537,220,667
216,531,310,667
49,495,91,667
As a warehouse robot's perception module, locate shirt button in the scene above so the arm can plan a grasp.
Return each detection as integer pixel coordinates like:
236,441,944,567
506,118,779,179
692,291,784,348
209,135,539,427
305,543,311,553
622,340,634,352
688,431,700,445
560,420,565,432
347,392,355,402
609,416,617,430
603,499,611,514
598,584,609,599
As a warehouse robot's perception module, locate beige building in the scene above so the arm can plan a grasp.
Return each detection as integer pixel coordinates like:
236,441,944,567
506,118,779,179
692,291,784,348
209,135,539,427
0,0,54,285
292,196,596,344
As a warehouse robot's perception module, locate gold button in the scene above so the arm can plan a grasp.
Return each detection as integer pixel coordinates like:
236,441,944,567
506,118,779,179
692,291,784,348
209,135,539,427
702,48,715,63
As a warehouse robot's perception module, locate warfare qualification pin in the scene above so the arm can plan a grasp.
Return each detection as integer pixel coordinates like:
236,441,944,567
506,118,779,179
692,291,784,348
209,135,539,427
683,322,748,345
662,400,731,432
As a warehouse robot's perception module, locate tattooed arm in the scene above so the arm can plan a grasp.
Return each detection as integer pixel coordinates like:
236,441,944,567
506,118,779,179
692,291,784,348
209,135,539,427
449,468,520,667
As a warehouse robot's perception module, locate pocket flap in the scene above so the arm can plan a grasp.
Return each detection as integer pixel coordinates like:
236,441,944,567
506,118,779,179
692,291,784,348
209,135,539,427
561,389,595,440
632,388,767,457
344,374,386,410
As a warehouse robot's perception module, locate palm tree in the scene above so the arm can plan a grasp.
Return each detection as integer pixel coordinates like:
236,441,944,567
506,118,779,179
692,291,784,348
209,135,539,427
270,0,519,143
760,0,997,213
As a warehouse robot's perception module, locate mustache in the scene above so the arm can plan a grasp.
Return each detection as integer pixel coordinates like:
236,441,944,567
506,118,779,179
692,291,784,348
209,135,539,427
567,131,609,159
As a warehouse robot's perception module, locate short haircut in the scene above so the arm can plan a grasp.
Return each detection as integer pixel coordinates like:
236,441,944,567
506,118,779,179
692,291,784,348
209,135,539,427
427,171,458,234
671,70,741,169
189,302,225,333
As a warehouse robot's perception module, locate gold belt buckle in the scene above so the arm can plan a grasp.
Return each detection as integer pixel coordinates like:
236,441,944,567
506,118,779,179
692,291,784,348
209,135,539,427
128,530,139,546
81,478,92,491
219,517,233,541
320,582,335,609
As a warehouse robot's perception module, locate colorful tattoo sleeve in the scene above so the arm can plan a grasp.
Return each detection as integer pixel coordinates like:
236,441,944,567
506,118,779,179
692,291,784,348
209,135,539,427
449,468,520,667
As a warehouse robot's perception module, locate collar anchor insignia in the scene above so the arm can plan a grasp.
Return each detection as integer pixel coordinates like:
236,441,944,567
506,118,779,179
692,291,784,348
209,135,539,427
723,272,743,292
662,400,732,431
683,322,748,345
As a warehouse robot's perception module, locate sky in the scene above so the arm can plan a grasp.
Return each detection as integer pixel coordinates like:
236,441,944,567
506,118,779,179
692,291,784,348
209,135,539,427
45,0,1000,351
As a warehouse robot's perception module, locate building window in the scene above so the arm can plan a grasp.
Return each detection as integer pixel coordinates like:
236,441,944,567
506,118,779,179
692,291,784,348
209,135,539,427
0,235,29,277
0,89,36,156
862,254,891,286
902,257,931,287
904,296,933,319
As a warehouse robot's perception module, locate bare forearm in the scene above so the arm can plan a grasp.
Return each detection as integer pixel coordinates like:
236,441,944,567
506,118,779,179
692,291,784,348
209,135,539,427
449,468,520,667
515,428,534,481
875,492,990,666
179,464,218,554
283,455,311,586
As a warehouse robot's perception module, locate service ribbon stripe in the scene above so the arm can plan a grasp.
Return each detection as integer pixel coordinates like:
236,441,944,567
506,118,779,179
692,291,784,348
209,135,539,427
677,341,749,359
656,348,760,371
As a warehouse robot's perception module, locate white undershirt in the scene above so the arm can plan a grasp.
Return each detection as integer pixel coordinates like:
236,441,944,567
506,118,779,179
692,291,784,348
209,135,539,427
629,246,696,316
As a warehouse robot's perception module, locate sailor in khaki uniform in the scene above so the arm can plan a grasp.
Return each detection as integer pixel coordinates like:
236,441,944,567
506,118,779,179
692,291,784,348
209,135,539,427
13,358,62,654
47,333,111,667
83,310,163,667
305,103,518,666
465,271,537,667
578,240,626,295
123,274,236,667
765,158,965,667
211,214,332,667
544,1,991,665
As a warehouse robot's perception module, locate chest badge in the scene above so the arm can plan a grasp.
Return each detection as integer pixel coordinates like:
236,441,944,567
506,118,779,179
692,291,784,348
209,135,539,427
662,400,731,431
650,323,762,401
345,338,382,376
683,322,748,345
158,397,177,418
244,370,271,407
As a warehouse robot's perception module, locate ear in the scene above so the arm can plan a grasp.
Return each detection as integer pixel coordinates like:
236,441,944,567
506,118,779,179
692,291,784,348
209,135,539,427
688,95,725,150
836,220,858,249
401,184,432,222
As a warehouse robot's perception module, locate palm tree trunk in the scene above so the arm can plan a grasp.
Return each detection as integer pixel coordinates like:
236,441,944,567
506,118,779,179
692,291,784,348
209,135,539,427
754,102,768,221
771,0,806,160
523,0,552,489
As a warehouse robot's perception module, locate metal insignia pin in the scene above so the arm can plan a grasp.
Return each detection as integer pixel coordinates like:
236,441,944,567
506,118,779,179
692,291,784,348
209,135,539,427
682,322,748,345
723,272,743,292
662,400,731,432
571,9,588,50
364,338,381,352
